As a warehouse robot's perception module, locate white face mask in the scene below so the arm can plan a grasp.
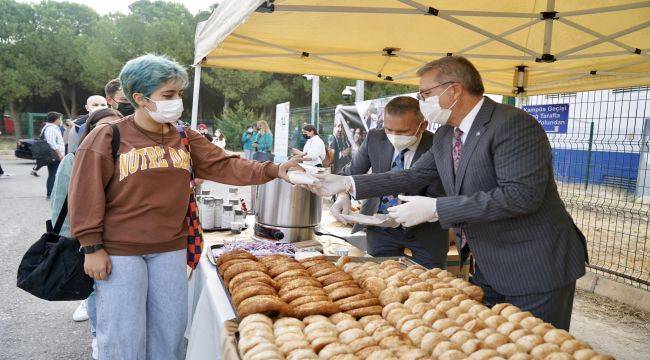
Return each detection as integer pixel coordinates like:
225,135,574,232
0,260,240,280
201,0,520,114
418,85,458,125
145,97,183,124
386,123,422,152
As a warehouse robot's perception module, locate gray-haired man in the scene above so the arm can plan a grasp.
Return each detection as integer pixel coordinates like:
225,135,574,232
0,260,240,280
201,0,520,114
308,56,587,330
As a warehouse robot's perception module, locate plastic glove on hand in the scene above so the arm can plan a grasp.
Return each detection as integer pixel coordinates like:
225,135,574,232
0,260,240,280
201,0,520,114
387,195,438,227
306,173,353,197
330,193,351,224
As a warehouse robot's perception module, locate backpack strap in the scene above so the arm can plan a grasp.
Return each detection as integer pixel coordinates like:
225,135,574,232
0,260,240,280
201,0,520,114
109,123,120,161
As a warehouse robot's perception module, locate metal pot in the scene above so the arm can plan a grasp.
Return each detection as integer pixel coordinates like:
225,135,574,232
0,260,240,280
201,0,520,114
253,178,322,242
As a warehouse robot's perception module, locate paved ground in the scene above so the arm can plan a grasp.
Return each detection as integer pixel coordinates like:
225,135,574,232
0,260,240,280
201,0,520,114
1,158,649,359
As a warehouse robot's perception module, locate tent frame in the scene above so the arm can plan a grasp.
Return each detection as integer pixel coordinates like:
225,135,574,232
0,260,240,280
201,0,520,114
190,0,650,127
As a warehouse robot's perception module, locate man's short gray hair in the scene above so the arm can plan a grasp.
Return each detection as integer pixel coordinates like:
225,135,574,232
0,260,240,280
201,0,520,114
417,56,485,96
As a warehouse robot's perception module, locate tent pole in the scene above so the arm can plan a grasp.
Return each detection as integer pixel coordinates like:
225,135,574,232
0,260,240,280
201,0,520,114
542,0,556,55
559,1,650,17
190,65,201,130
355,80,365,102
558,18,650,60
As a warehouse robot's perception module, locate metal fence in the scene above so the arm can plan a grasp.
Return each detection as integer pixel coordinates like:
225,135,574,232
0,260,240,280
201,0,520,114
520,87,649,289
288,105,337,148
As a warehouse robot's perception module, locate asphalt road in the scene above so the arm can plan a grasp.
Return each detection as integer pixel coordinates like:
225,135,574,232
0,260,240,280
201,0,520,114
0,159,92,359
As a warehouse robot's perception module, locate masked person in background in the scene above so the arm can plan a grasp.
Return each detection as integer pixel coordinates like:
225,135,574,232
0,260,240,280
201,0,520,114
306,56,587,331
292,124,326,167
197,124,213,142
212,129,226,149
68,54,299,359
331,96,449,269
105,78,135,117
67,95,109,154
241,125,257,159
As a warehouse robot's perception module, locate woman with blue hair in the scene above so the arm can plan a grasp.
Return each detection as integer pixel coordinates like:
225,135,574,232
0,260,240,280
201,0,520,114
67,54,299,359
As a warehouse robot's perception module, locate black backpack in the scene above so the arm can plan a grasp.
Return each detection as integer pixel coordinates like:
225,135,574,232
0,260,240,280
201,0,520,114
16,124,120,301
31,125,59,166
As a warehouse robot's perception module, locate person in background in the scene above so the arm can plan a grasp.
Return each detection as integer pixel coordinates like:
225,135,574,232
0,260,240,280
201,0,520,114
253,120,273,161
293,124,326,167
42,112,65,198
105,78,135,117
0,130,12,178
241,125,257,159
197,124,213,142
328,121,351,173
353,128,364,146
212,128,226,148
68,54,299,359
51,107,123,359
291,123,307,152
68,95,109,153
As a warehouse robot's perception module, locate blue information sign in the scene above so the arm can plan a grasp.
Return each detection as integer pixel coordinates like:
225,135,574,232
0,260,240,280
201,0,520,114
522,104,569,134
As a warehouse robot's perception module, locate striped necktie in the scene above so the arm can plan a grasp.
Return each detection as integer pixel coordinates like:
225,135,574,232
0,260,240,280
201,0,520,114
378,149,408,214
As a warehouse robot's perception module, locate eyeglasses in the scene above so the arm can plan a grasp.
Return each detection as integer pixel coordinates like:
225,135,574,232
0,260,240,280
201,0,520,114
417,81,455,100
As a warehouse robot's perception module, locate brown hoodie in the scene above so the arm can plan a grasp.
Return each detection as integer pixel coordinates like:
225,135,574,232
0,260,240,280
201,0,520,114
68,116,279,255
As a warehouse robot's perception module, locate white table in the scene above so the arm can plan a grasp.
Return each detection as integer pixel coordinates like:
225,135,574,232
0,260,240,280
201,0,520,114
185,251,235,360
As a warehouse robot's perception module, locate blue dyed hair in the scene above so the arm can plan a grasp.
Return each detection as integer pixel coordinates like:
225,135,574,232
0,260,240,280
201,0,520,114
119,54,189,107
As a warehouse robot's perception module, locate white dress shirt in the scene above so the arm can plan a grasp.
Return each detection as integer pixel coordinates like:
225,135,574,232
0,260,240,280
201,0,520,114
392,137,422,170
455,97,485,145
302,135,326,166
43,123,65,155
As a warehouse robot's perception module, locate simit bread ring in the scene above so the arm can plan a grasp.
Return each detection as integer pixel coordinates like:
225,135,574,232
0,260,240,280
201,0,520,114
306,261,337,273
318,343,353,360
228,271,275,291
290,295,331,307
298,255,326,263
324,280,359,293
279,279,324,295
231,280,277,297
278,340,311,354
280,287,326,303
237,295,289,318
286,349,319,360
268,262,306,277
232,284,277,307
319,272,354,286
217,250,257,266
339,298,381,312
349,336,377,353
259,254,291,264
335,293,374,305
328,286,365,301
338,328,365,344
218,258,251,275
223,262,267,284
273,269,310,280
345,305,383,318
311,267,341,278
277,275,322,288
292,301,340,318
330,313,356,324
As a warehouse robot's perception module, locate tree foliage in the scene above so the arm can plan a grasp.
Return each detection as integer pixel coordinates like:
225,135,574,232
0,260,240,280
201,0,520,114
1,0,416,138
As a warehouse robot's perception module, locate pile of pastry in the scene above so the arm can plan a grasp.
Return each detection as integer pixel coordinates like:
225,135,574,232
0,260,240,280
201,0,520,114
262,254,340,318
299,256,382,318
341,260,613,360
238,312,434,360
343,260,483,304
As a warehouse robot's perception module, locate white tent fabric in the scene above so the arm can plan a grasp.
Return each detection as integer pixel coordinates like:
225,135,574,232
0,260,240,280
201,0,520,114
193,0,650,97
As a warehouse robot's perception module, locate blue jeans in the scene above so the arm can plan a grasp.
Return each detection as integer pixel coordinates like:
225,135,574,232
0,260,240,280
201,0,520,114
87,288,97,337
95,249,187,360
46,160,60,197
244,149,253,159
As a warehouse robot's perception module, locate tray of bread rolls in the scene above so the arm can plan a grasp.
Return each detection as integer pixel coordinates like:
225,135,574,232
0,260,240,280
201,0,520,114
218,250,615,360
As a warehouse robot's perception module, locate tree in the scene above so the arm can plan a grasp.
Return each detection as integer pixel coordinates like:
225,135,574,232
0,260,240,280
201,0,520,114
216,101,257,151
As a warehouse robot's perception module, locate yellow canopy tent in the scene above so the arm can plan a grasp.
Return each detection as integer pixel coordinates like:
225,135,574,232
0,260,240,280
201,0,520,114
190,0,650,124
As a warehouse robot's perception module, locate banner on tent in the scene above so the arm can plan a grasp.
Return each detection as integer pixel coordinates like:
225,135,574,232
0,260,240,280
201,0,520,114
523,104,570,134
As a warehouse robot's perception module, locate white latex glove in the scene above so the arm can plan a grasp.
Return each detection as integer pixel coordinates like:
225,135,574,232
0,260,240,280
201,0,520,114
307,173,353,197
330,193,351,224
387,195,438,227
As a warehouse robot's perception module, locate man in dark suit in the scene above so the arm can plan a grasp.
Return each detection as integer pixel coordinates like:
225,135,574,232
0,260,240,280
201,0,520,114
331,96,449,269
307,56,587,330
